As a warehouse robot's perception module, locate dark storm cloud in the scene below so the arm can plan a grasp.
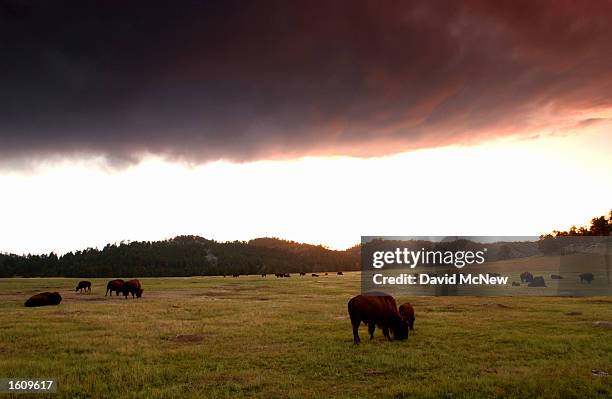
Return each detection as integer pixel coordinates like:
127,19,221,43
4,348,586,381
1,0,612,166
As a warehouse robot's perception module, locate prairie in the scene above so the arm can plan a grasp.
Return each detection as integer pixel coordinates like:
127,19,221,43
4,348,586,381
1,273,611,398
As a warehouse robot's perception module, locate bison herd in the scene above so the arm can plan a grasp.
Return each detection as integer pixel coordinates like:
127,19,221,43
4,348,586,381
24,279,144,307
23,271,344,307
231,272,344,278
513,271,595,287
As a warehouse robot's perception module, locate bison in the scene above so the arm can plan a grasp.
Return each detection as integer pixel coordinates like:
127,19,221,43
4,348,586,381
75,280,91,293
579,273,595,284
337,271,344,275
312,273,319,277
25,292,62,307
106,279,125,296
299,272,306,276
528,276,546,287
122,279,143,299
520,271,534,283
261,273,267,277
550,274,563,279
348,293,408,344
398,302,415,331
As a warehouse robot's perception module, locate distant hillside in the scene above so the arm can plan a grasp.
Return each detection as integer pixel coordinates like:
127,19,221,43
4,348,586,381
0,236,359,278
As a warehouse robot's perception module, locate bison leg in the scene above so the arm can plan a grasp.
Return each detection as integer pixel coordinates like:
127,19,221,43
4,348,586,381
351,319,361,344
382,326,391,341
368,323,375,339
105,288,109,296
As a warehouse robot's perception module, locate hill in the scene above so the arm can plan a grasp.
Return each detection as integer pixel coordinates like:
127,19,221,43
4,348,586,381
0,236,359,278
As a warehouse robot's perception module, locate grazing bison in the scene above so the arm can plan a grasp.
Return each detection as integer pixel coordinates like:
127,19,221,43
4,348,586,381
284,273,291,278
337,271,344,275
312,273,319,277
299,272,306,276
348,293,408,344
520,272,534,283
25,292,62,307
512,282,521,286
261,273,267,277
232,274,239,278
527,276,546,287
579,273,595,283
551,274,563,280
398,302,415,331
106,279,125,296
122,279,143,299
75,280,91,292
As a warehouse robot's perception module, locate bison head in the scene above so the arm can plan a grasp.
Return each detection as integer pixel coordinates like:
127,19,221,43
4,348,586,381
136,288,144,298
391,316,409,340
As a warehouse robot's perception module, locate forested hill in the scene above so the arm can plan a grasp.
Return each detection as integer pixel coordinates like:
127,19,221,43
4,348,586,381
0,236,359,278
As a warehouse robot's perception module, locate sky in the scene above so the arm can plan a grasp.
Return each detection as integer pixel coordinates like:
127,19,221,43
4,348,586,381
1,1,611,254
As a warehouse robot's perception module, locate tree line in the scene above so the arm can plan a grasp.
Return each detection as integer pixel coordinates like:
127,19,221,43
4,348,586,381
538,210,612,254
0,236,359,278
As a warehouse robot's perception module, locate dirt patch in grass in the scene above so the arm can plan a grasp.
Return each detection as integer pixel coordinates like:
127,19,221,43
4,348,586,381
565,311,582,316
480,303,510,309
592,321,612,329
167,334,205,343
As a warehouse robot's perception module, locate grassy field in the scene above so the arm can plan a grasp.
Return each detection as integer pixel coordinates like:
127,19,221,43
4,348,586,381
1,273,611,398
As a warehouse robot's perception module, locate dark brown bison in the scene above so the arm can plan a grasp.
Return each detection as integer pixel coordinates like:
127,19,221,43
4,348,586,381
348,293,408,344
25,292,62,307
579,273,594,283
398,302,415,331
551,274,563,279
337,271,344,275
520,271,534,283
512,282,521,286
261,273,267,277
105,279,125,296
528,276,546,287
75,280,91,292
299,272,306,276
122,279,143,299
283,273,290,278
312,273,319,277
232,274,239,278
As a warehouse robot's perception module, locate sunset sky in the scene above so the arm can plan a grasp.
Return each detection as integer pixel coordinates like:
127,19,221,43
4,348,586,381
1,1,611,255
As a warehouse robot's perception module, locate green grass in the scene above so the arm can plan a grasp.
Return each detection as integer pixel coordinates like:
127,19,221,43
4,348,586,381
1,273,611,398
